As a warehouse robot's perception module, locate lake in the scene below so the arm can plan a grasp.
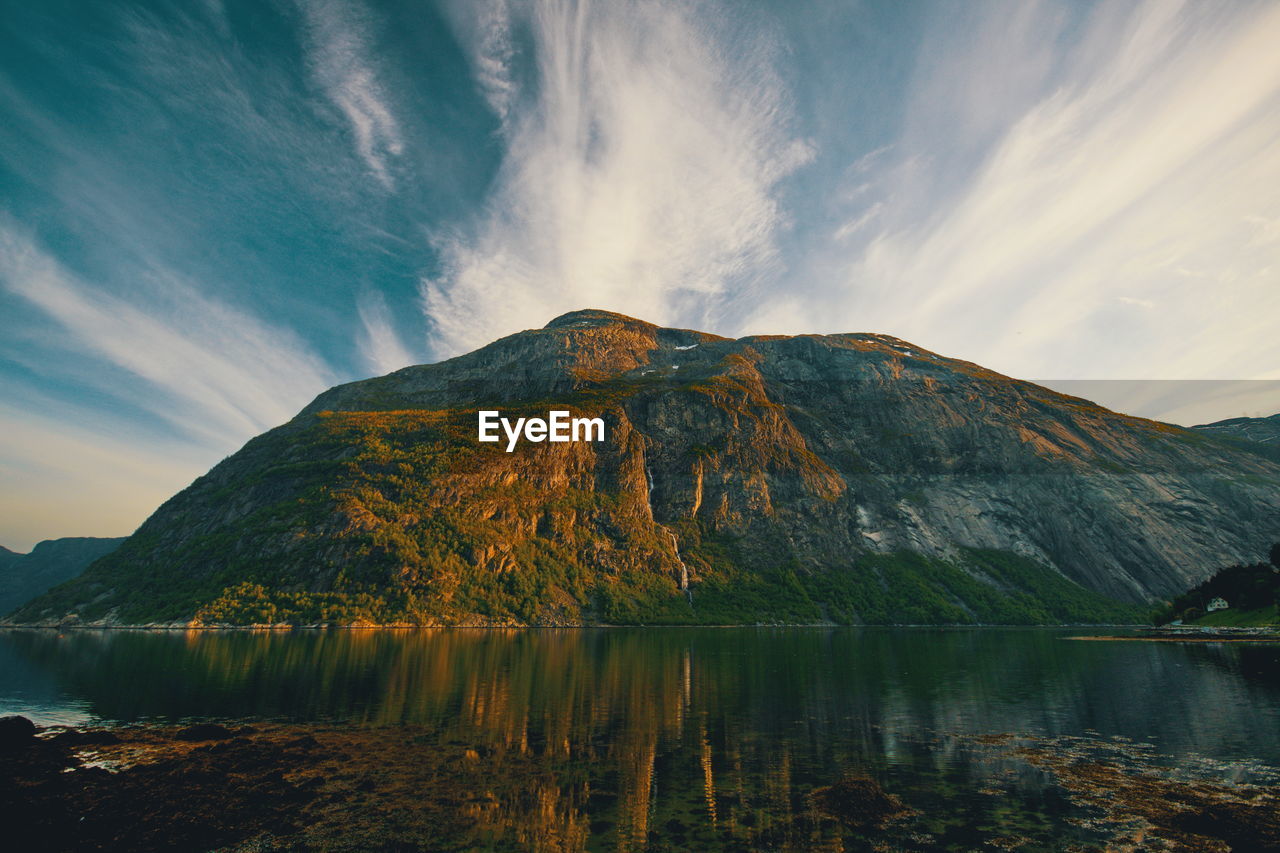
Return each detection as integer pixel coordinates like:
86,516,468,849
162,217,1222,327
3,627,1279,850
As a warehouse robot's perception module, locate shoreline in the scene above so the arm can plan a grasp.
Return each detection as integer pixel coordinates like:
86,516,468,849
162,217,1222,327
1072,626,1280,642
0,621,1148,631
1070,630,1280,637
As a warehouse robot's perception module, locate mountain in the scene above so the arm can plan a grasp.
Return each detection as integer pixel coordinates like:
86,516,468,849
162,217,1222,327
0,537,126,616
1192,413,1280,447
10,310,1280,627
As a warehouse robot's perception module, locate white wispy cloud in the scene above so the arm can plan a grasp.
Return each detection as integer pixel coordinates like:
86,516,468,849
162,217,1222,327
0,223,341,547
357,290,417,375
295,0,404,190
833,202,883,243
762,0,1280,395
472,0,519,128
1040,379,1280,428
0,224,336,445
423,0,812,355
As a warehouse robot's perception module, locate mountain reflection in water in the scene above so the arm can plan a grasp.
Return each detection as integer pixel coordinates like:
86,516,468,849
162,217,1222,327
2,628,1278,850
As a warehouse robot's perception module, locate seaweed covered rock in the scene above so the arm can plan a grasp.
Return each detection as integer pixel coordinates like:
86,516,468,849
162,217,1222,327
0,715,36,750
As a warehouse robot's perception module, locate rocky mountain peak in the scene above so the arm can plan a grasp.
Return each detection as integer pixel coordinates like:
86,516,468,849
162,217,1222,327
10,311,1280,628
543,308,655,330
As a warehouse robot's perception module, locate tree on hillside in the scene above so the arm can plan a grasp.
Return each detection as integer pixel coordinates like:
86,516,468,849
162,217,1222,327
1152,551,1280,625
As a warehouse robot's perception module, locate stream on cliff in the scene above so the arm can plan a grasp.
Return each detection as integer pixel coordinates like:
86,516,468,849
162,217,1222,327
2,627,1279,851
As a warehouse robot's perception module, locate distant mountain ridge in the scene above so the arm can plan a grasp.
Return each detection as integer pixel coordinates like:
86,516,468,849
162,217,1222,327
0,537,126,616
1192,413,1280,447
9,310,1280,627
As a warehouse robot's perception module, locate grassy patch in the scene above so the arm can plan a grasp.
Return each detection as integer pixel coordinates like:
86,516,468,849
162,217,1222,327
1195,605,1278,627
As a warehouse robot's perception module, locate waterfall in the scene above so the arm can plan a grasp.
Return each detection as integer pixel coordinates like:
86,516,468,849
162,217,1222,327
646,462,693,607
665,529,689,592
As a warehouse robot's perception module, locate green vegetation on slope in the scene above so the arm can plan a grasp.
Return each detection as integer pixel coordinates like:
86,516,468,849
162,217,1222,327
594,540,1140,626
169,552,1137,627
189,540,1139,627
1194,605,1279,627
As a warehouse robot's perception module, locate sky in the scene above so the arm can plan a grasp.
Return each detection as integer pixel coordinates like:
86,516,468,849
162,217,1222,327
1,0,1278,550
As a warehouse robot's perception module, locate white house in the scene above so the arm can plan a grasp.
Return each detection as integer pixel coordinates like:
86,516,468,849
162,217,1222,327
1207,597,1229,612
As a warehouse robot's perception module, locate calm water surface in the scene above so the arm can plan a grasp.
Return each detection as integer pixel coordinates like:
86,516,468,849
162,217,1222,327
2,627,1279,850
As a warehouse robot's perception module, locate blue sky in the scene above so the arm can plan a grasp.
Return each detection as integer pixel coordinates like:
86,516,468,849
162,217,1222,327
2,0,1279,549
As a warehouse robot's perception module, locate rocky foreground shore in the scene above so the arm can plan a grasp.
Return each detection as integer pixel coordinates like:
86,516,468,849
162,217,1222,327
2,715,1278,851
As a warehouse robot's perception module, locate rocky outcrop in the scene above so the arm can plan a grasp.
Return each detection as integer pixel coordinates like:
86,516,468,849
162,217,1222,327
9,310,1280,626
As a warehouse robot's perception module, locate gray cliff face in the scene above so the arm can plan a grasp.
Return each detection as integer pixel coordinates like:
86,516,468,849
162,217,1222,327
10,310,1280,625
